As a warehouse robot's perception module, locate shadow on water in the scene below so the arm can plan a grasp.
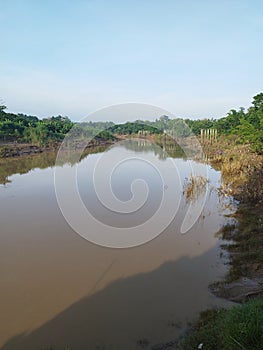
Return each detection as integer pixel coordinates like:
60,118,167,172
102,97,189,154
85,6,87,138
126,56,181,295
1,247,233,350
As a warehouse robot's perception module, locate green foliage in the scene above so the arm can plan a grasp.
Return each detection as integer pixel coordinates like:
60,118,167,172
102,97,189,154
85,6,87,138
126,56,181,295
109,121,161,135
185,118,215,135
94,129,116,141
0,108,73,145
251,92,263,110
180,298,263,350
183,93,263,154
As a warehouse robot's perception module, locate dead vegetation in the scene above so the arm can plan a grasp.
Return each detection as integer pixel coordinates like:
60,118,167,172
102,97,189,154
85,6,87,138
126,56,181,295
184,174,208,203
203,138,263,205
203,137,263,302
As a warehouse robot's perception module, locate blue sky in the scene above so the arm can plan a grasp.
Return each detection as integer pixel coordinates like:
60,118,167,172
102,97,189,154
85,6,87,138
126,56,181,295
1,0,263,121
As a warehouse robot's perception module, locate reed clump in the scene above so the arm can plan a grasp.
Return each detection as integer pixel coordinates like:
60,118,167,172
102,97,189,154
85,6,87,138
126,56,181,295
184,174,208,202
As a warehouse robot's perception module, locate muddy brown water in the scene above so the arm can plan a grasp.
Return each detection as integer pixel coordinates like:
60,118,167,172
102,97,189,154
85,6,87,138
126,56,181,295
0,140,233,350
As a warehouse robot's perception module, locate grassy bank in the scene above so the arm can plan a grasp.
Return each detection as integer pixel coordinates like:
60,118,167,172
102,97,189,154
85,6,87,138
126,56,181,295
179,136,263,349
178,298,263,350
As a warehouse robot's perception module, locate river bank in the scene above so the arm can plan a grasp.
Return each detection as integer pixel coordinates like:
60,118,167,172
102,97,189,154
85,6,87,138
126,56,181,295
0,137,117,159
205,138,263,295
0,142,48,157
177,137,263,349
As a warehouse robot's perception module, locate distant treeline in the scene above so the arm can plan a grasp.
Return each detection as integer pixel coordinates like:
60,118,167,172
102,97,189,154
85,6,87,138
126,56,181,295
1,92,263,153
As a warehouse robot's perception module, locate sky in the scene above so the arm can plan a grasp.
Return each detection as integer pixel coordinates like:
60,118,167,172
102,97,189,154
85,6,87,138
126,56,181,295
1,0,263,122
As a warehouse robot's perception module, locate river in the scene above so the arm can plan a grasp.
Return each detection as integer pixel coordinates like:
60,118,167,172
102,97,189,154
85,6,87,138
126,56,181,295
0,139,233,350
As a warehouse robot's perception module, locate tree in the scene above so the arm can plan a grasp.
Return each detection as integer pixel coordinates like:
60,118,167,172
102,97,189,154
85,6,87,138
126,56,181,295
0,105,7,112
252,92,263,110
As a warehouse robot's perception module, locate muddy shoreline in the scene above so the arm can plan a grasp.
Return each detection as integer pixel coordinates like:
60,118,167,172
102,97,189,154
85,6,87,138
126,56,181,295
0,139,116,159
176,138,263,349
210,203,263,303
203,139,263,302
0,143,48,157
